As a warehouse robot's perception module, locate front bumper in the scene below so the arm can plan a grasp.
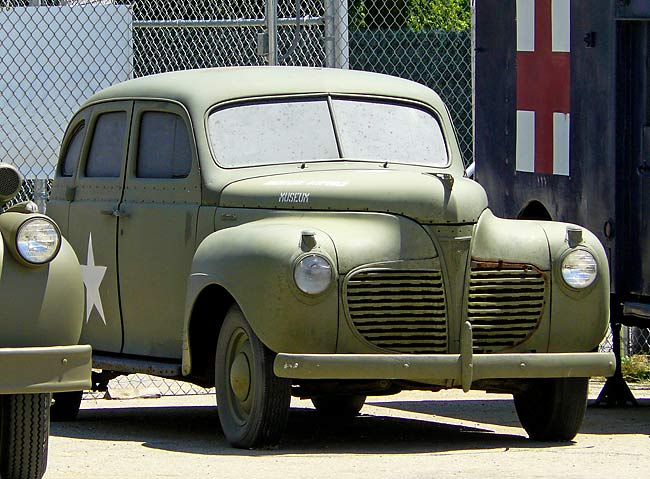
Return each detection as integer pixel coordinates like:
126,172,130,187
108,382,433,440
0,345,92,394
274,351,616,391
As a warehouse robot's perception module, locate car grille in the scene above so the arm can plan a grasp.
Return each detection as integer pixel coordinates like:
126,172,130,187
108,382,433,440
345,269,447,353
467,265,546,353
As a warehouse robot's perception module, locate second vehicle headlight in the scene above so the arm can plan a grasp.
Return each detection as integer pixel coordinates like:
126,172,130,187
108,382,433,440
561,250,597,289
16,217,61,264
294,254,333,295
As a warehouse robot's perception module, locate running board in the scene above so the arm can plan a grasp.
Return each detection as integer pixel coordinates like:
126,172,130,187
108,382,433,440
93,354,182,378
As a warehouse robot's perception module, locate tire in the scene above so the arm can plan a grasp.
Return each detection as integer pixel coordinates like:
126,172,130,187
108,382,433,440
215,305,292,449
50,391,83,422
0,393,50,479
513,377,589,441
311,395,366,417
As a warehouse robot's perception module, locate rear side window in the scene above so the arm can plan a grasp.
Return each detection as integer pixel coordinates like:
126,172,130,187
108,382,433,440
86,111,127,178
61,123,85,177
137,111,192,178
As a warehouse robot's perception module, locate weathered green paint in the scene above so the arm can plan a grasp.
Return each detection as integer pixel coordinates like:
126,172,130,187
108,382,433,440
46,67,613,399
219,171,487,224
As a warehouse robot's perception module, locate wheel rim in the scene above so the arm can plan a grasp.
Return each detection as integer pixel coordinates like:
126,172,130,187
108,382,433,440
225,327,254,425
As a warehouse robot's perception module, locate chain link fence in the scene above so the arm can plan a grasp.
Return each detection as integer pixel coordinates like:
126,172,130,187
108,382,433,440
600,327,650,355
0,0,473,180
1,1,647,396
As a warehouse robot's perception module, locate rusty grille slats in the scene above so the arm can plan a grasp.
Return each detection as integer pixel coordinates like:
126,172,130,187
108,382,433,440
352,315,445,324
469,319,538,327
348,286,442,294
468,307,542,315
356,324,447,332
468,267,546,353
349,295,444,303
346,269,447,353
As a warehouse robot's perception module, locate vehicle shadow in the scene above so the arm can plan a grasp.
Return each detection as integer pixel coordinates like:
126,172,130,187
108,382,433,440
51,403,561,456
369,397,650,436
367,398,522,428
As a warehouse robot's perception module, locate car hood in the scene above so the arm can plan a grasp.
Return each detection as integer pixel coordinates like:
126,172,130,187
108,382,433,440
219,169,488,224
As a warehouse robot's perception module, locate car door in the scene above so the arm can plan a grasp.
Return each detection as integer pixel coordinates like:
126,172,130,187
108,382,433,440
118,100,201,359
48,108,90,236
66,101,132,353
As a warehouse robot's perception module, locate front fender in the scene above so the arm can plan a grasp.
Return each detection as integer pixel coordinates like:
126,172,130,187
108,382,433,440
472,209,551,270
0,229,84,347
185,219,340,357
471,210,609,353
540,221,610,352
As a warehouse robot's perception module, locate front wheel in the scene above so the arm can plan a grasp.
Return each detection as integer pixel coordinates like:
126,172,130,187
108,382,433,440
0,393,50,479
215,305,292,449
513,377,589,441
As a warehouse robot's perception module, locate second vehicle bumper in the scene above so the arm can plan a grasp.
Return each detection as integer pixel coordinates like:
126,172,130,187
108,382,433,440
0,345,92,394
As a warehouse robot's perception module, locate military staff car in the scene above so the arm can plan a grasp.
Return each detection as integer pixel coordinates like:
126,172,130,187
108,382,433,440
0,163,91,478
48,67,615,449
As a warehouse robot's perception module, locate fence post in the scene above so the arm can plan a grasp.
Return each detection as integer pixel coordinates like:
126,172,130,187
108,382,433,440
266,0,279,65
325,0,349,69
34,178,48,214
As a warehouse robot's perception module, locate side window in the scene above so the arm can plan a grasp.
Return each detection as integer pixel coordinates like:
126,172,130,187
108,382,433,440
61,123,85,177
137,111,192,178
86,111,127,178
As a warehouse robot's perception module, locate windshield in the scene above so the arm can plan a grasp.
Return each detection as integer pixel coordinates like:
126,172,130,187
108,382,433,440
208,96,449,168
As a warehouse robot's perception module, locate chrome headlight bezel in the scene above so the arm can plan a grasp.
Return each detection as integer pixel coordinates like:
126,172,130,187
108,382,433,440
15,217,62,265
560,249,598,290
293,253,334,296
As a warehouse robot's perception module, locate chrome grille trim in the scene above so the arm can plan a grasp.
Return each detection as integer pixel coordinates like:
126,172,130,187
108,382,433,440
345,270,447,353
468,267,546,353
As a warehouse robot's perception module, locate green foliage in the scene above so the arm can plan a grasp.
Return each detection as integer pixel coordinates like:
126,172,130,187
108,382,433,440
621,354,650,383
407,0,471,32
350,0,369,28
350,0,471,31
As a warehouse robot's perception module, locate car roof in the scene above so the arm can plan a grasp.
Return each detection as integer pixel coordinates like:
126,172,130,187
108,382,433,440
82,66,445,112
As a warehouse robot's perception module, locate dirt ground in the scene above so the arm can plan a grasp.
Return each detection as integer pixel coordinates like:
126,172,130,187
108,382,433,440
46,381,650,479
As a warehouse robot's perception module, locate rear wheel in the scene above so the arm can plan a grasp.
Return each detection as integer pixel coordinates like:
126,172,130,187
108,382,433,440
0,393,50,479
51,391,83,422
215,305,291,449
513,377,589,441
311,395,366,417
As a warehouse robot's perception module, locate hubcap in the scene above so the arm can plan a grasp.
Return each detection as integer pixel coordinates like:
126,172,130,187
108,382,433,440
230,351,251,402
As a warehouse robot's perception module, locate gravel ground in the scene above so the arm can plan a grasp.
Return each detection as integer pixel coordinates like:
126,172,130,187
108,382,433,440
46,381,650,479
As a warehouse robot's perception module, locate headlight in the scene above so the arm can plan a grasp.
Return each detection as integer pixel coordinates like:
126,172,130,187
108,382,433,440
294,254,333,295
16,217,61,264
561,250,597,289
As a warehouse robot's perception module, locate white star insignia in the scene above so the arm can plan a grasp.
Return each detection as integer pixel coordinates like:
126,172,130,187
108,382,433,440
80,233,107,325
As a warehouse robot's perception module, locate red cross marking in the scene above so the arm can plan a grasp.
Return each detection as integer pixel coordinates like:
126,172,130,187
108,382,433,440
517,0,570,174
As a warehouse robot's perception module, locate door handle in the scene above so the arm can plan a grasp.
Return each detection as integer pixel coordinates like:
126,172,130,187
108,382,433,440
100,208,129,218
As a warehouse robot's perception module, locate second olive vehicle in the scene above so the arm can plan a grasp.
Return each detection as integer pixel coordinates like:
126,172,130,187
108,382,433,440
1,162,91,478
47,67,615,448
